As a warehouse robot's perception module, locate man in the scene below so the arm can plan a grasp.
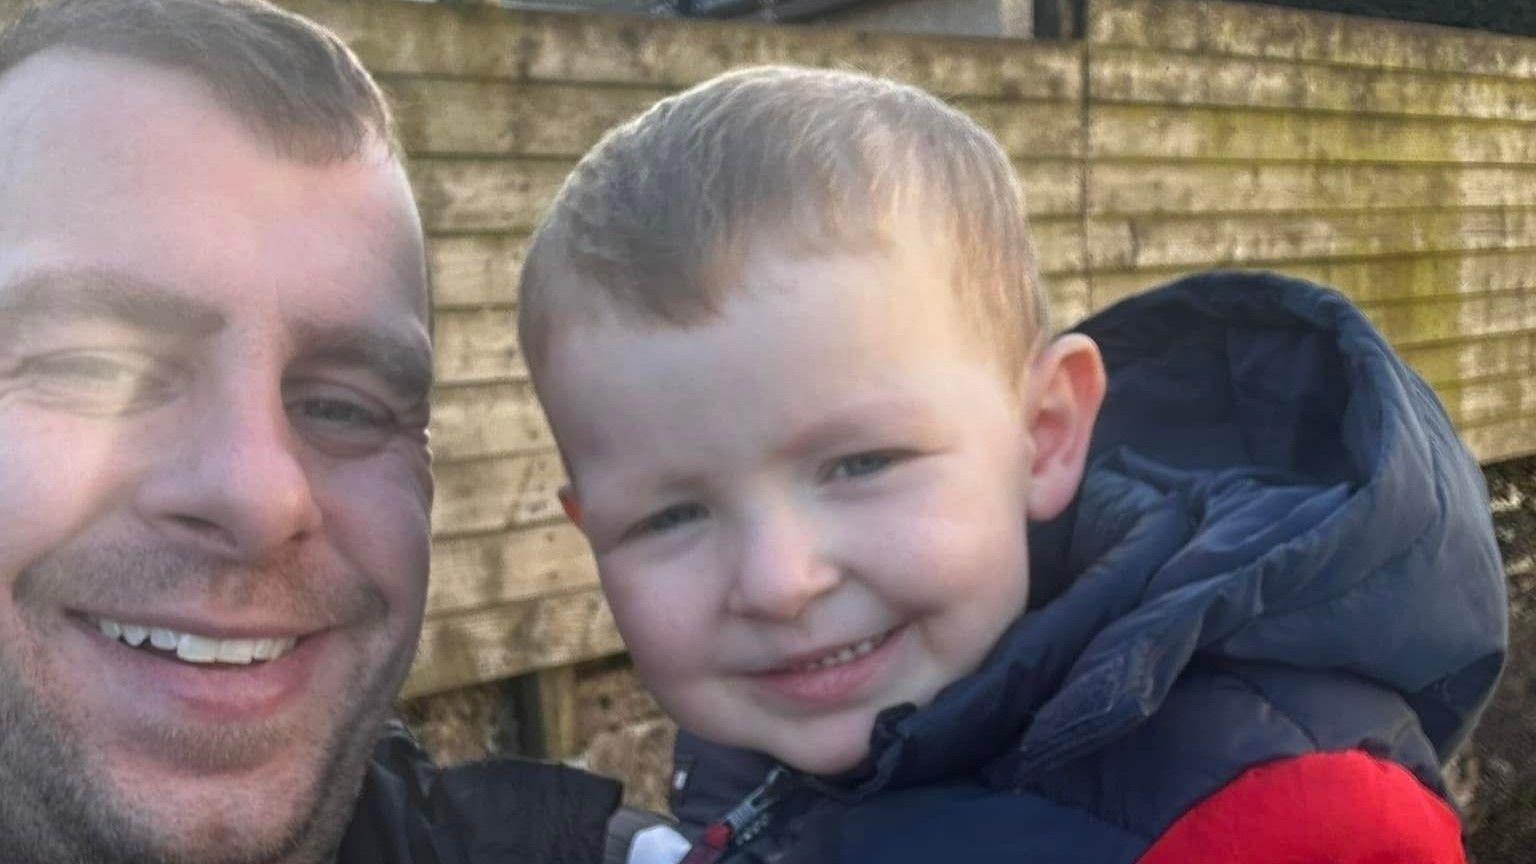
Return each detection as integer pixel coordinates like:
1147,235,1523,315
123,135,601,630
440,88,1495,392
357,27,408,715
0,1,621,861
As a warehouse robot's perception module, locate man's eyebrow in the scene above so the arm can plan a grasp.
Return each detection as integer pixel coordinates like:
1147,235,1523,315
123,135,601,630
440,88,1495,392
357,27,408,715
0,269,226,336
291,319,434,403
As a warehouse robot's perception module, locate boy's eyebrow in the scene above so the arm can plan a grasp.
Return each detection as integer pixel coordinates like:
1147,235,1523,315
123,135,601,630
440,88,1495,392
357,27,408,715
776,395,939,458
0,268,226,338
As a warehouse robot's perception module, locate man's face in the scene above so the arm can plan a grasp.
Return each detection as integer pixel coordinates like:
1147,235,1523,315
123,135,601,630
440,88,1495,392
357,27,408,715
0,50,433,863
542,233,1035,775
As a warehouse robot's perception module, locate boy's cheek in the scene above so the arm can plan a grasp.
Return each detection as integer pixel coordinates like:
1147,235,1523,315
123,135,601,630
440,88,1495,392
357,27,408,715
600,565,714,663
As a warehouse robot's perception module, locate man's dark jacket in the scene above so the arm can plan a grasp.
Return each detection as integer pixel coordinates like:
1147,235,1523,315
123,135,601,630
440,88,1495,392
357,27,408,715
335,723,622,863
668,272,1509,862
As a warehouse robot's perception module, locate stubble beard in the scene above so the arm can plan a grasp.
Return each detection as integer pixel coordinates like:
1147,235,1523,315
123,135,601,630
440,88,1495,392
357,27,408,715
0,635,411,864
0,546,417,864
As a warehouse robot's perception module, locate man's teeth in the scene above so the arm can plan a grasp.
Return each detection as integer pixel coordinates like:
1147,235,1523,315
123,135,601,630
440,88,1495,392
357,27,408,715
794,632,890,673
95,618,297,665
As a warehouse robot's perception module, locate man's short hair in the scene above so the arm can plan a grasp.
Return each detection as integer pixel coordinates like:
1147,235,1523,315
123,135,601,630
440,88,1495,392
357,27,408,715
0,0,395,162
519,65,1049,378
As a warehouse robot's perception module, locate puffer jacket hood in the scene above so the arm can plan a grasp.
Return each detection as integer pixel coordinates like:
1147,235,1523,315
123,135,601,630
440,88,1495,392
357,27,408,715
673,272,1508,845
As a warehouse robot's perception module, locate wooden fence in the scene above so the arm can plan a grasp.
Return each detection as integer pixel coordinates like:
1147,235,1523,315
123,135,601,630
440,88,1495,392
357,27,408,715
4,0,1532,697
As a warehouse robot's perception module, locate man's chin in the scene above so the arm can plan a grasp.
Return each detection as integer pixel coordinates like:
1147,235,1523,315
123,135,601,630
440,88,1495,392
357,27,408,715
109,683,396,864
0,676,387,864
98,742,343,864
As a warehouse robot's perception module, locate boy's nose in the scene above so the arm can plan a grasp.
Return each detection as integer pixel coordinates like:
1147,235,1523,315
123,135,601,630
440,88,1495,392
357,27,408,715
725,507,840,621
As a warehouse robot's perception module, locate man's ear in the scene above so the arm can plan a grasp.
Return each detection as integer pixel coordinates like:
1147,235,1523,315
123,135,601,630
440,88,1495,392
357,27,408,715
1023,333,1107,521
558,485,583,528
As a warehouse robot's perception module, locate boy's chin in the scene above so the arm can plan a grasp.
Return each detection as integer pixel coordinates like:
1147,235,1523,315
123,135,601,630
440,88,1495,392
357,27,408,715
752,716,878,777
781,747,870,778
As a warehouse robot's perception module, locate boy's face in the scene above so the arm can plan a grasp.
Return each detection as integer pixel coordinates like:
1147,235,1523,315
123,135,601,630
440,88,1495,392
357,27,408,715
541,236,1038,774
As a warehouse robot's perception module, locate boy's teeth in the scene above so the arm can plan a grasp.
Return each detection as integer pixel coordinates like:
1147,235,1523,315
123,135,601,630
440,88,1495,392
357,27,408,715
794,632,889,673
93,618,297,666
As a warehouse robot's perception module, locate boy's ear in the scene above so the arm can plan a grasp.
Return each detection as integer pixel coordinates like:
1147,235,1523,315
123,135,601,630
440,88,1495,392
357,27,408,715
1023,333,1107,521
558,485,583,528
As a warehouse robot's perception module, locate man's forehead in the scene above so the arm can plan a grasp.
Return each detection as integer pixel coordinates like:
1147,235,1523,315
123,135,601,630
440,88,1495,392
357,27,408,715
0,48,195,154
0,46,431,369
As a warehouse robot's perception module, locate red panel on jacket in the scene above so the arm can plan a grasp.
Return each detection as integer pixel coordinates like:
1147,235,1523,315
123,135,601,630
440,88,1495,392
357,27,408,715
1138,750,1465,864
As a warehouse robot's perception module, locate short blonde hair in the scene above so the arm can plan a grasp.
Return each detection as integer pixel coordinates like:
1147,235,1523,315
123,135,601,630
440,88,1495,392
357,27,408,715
519,65,1048,377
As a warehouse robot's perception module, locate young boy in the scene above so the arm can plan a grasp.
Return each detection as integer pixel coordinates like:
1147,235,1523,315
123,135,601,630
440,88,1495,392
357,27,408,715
519,66,1505,863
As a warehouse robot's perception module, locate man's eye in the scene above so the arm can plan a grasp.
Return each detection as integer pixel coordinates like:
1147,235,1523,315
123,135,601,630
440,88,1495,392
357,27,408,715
285,384,400,455
625,502,708,540
19,350,179,413
825,451,900,481
290,397,389,429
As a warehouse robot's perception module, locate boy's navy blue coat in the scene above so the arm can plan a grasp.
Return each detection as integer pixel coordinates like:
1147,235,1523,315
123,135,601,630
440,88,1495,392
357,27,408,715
669,272,1508,862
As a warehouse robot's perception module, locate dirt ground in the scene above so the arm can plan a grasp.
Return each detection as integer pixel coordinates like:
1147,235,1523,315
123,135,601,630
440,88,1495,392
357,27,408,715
401,456,1536,849
1462,457,1536,863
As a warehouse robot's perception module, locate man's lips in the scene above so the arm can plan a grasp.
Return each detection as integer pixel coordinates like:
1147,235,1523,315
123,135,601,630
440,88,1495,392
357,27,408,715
93,615,300,665
71,609,317,666
63,610,335,724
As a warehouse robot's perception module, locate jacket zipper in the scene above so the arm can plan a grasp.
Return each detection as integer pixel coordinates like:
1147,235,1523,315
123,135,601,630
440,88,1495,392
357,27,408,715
678,767,790,864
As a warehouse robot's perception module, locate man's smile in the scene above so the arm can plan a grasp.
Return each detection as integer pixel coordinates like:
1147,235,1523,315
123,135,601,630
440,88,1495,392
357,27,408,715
90,616,300,665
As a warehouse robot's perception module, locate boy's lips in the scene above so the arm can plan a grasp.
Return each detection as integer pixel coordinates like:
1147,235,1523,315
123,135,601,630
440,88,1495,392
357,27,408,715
769,627,901,674
750,626,905,707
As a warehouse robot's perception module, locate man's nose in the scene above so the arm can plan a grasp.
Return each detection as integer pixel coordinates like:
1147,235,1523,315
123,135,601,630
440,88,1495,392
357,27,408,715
724,506,840,621
135,386,321,562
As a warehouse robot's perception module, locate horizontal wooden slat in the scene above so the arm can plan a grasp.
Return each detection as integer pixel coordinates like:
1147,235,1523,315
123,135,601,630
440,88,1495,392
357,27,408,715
1091,250,1536,311
1088,0,1536,80
429,234,528,308
1439,373,1536,431
1092,104,1536,164
1035,218,1086,276
1400,331,1536,389
1363,292,1536,350
391,79,660,158
1046,275,1090,329
1460,412,1536,464
295,0,1082,99
433,451,568,536
404,587,624,698
947,99,1084,158
1016,161,1083,217
1091,46,1536,122
1090,163,1536,217
431,382,553,461
428,523,593,616
413,158,567,234
435,306,524,385
1085,209,1536,272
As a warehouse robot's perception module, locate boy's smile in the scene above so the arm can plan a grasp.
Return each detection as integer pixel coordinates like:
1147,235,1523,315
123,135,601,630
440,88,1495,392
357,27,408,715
540,232,1041,774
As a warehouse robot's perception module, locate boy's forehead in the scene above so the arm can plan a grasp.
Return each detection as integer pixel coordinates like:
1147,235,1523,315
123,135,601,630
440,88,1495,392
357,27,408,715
540,253,1026,453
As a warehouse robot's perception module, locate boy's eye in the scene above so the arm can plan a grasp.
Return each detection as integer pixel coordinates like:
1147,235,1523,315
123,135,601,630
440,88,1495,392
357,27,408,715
824,450,901,481
18,350,181,414
625,502,708,540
